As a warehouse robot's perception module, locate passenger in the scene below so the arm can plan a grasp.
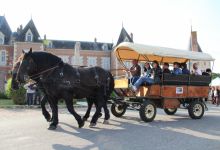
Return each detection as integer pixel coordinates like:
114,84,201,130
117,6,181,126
130,59,141,85
143,62,152,77
181,63,190,75
202,68,212,76
192,63,202,75
132,60,162,91
172,62,182,75
162,62,171,73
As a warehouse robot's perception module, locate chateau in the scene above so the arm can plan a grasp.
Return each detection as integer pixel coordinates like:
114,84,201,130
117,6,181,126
0,15,210,92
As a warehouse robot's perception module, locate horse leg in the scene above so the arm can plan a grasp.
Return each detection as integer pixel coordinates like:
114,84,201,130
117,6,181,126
103,97,110,124
40,95,51,122
48,97,59,130
83,98,93,121
90,92,103,127
65,98,84,128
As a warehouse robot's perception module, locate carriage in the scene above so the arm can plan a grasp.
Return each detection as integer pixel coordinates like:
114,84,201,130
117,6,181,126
110,42,214,122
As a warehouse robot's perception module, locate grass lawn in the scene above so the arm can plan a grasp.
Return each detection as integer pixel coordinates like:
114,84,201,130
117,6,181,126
0,99,14,106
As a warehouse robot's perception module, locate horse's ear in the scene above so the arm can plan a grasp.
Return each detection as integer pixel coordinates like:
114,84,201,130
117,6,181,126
29,48,32,54
22,49,25,54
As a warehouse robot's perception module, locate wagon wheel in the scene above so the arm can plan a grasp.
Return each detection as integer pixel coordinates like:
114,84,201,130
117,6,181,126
188,101,204,119
139,100,156,122
164,108,177,115
111,103,127,117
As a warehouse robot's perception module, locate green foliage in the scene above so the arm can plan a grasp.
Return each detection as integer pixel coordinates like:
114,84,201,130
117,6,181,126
212,73,220,80
11,86,26,105
5,78,12,98
0,92,8,99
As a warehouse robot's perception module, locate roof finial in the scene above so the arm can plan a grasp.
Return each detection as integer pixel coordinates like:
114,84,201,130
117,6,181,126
122,21,123,28
31,14,32,20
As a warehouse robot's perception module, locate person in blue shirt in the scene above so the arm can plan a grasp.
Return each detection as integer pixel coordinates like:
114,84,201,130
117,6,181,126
172,62,182,75
181,63,190,75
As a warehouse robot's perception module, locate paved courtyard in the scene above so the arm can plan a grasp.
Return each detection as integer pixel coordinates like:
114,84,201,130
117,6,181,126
0,104,220,150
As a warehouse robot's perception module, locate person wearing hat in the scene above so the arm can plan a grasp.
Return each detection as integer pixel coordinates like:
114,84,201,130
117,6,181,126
132,60,162,91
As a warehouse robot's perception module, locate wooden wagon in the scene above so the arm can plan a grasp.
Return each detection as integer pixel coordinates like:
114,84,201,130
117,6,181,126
110,42,214,122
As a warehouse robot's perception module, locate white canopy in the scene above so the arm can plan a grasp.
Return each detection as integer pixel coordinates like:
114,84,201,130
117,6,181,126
211,77,220,86
114,42,215,63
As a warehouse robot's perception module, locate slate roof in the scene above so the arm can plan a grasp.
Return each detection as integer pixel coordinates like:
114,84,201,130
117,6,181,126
116,27,133,46
15,19,40,42
0,16,12,44
46,39,113,51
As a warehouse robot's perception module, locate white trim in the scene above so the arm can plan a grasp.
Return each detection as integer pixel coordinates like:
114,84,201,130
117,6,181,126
0,50,6,66
71,56,83,66
87,56,97,67
101,57,110,70
0,31,5,45
25,29,33,42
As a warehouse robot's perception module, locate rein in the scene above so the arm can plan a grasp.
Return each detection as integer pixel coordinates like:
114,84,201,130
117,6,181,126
29,60,63,80
30,65,60,80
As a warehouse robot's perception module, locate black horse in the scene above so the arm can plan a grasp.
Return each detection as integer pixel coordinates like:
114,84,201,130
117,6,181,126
15,49,114,129
12,58,109,124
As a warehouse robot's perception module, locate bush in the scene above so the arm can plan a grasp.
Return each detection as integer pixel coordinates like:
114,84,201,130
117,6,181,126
0,92,8,99
6,78,26,105
11,86,26,105
6,78,12,98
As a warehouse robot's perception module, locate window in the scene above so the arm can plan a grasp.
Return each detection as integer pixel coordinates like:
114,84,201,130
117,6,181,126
25,29,33,42
87,57,97,67
0,50,6,65
0,32,4,45
101,57,110,70
59,55,69,63
124,37,129,42
102,44,108,51
71,56,84,66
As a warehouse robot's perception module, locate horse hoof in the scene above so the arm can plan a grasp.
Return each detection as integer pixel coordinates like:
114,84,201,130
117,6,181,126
45,115,51,122
103,120,109,124
89,123,96,128
98,113,102,118
78,121,85,128
48,125,57,130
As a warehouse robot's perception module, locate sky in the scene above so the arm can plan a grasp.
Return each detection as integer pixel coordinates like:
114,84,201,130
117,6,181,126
0,0,220,72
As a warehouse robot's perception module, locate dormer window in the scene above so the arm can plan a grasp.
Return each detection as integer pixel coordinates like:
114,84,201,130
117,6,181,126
102,43,108,51
0,32,5,45
124,37,129,42
25,29,33,42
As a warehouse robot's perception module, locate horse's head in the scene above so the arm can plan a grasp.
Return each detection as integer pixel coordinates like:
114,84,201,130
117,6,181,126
16,48,37,83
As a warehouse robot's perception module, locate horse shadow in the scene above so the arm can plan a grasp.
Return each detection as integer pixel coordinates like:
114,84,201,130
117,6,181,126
51,111,220,150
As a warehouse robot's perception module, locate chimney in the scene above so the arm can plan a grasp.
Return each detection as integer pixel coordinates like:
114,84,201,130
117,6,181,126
130,33,133,41
20,25,23,31
94,37,97,43
191,31,199,52
44,34,47,40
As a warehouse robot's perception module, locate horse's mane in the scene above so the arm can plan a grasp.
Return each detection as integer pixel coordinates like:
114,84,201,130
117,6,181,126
31,51,62,67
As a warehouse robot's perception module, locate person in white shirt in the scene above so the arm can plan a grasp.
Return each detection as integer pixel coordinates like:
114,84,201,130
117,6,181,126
192,63,202,75
24,82,36,106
